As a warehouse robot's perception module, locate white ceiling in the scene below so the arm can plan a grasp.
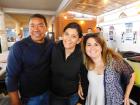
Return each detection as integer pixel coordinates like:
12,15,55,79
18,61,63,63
0,0,62,11
0,0,71,24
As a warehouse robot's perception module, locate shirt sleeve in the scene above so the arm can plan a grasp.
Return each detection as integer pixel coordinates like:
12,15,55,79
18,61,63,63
5,42,23,92
79,64,89,104
114,59,134,86
121,60,134,85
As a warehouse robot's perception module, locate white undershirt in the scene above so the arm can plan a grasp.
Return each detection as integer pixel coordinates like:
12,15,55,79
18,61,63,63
86,70,105,105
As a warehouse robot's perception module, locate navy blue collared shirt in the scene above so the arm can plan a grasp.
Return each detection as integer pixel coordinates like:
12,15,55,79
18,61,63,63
6,36,53,98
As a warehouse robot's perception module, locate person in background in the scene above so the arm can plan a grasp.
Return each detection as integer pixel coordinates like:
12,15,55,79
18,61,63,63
96,26,104,38
6,14,53,105
50,22,85,105
96,27,102,33
79,33,135,105
87,28,93,34
16,33,23,41
83,28,93,37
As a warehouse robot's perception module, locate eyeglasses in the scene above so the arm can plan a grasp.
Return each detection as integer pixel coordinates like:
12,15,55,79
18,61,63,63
29,23,46,28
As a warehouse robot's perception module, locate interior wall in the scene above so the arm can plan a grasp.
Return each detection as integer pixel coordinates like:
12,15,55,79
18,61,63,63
54,16,96,40
97,3,140,53
100,18,140,53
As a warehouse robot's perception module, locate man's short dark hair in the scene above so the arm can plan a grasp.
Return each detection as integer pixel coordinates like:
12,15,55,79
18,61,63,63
29,14,47,27
96,27,102,31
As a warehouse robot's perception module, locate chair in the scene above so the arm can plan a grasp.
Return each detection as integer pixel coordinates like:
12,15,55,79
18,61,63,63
0,73,7,95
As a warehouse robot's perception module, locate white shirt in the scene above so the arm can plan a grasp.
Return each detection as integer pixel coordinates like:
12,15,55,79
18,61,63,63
86,70,105,105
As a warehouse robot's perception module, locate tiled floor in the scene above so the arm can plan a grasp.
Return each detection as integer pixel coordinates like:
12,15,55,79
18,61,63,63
0,95,10,105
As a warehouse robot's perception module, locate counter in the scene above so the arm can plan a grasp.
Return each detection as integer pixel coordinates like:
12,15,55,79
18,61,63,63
119,51,140,58
127,56,140,62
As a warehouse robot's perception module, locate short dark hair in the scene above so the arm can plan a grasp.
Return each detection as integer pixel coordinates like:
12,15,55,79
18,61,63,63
63,22,83,38
29,14,47,27
96,27,102,31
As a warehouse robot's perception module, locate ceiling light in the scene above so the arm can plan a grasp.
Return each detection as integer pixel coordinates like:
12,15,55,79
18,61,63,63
64,16,67,19
68,11,96,20
80,20,85,24
103,0,108,4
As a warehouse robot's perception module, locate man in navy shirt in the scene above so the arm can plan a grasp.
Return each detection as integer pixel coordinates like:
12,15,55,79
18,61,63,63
6,14,53,105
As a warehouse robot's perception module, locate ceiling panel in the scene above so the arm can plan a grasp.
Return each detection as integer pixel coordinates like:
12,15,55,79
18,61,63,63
66,0,139,16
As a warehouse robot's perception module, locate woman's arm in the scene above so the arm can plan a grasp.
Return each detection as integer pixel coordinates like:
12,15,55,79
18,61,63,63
78,82,84,100
114,59,135,105
124,73,135,105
